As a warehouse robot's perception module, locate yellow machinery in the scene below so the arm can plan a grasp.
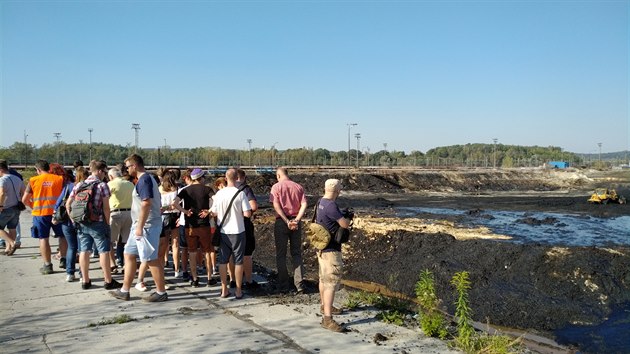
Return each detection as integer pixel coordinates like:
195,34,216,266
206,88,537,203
588,188,626,204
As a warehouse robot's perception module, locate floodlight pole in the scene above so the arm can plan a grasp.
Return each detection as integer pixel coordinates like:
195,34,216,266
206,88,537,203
347,123,357,166
131,123,141,152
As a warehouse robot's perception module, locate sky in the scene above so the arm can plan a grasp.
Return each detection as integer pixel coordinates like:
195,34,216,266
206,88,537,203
1,0,629,155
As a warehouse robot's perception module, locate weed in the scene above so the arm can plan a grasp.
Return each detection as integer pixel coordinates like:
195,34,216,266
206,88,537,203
416,270,448,339
376,310,405,326
451,271,475,352
88,314,135,327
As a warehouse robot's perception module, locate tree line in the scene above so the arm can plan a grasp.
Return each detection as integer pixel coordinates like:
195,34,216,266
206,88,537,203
0,141,621,169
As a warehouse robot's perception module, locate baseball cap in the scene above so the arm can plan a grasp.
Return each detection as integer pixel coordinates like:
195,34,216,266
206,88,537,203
190,168,206,180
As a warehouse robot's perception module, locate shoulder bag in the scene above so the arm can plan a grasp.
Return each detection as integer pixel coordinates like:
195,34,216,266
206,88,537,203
211,185,246,247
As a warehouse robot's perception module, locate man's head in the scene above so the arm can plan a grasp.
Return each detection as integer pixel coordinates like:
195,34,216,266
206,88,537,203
73,160,84,169
225,168,237,185
89,160,108,180
124,154,144,177
190,168,206,182
0,160,8,173
108,167,122,180
276,167,288,181
324,179,342,198
236,168,246,182
35,160,50,174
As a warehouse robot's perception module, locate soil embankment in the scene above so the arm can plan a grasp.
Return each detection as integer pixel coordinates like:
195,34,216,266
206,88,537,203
243,168,630,350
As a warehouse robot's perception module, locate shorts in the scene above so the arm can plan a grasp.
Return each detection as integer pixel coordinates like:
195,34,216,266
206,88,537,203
178,225,188,247
318,250,343,292
0,207,20,230
124,223,161,261
218,231,245,265
76,221,111,253
160,213,178,238
109,210,132,244
185,226,212,253
244,217,255,256
31,215,64,239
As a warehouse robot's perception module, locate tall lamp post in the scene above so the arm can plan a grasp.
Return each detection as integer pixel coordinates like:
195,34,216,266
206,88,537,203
493,138,498,169
597,142,602,164
88,128,93,161
347,123,357,166
131,123,141,152
355,133,361,168
53,132,61,162
247,139,252,166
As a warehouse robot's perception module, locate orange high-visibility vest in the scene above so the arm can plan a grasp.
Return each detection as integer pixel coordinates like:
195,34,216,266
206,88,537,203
29,173,63,216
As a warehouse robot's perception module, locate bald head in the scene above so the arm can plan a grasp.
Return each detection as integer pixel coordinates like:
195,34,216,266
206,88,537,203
276,167,289,181
225,168,237,186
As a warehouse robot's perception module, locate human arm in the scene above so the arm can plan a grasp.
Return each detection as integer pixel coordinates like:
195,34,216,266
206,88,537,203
22,183,33,208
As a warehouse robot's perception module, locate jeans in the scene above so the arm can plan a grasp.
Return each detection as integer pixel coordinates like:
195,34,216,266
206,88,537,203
62,222,78,275
76,221,111,253
274,218,304,290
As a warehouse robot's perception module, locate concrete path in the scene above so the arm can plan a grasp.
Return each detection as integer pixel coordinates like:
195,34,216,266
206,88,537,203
1,211,458,353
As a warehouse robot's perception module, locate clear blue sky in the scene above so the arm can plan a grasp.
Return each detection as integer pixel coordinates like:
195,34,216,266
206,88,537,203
1,0,628,155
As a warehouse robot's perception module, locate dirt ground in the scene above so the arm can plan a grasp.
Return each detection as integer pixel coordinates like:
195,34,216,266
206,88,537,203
243,168,630,348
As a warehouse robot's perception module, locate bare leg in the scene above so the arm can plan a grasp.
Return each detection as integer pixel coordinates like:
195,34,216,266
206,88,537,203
99,253,113,283
189,251,198,280
228,256,235,283
148,259,165,292
234,264,244,297
243,255,253,283
137,261,148,284
79,251,91,282
219,263,229,296
122,254,137,291
171,231,180,272
40,238,52,263
58,237,68,260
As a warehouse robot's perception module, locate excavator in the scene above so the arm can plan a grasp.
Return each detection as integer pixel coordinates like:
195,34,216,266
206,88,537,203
587,188,627,204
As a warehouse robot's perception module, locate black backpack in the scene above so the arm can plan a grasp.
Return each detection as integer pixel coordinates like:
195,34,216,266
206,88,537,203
69,181,101,224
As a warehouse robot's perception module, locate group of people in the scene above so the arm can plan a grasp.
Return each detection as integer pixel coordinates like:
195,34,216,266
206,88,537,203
1,157,352,331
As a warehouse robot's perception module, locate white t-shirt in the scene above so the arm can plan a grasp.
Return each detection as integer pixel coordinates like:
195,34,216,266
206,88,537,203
210,186,251,235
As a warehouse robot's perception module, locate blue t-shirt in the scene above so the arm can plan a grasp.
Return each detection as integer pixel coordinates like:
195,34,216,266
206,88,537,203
315,197,344,251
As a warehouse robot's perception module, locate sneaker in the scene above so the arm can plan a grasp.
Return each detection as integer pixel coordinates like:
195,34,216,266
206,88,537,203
174,271,182,278
212,266,219,276
105,279,123,290
207,278,218,286
135,282,148,292
190,278,200,287
65,274,75,282
59,258,67,269
143,291,168,302
82,280,92,290
182,271,190,281
321,305,344,315
321,317,345,332
110,289,130,301
40,264,53,275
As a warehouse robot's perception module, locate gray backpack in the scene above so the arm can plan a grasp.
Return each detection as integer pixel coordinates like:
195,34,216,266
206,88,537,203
69,181,101,224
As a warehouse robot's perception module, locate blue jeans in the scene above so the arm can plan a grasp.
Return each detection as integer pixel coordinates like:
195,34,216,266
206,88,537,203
62,222,78,275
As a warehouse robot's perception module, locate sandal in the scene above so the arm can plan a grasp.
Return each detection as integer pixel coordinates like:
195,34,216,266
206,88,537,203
220,292,231,298
110,266,119,274
6,244,17,256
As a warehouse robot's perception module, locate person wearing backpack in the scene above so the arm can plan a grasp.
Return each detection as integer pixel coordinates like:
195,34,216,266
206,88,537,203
66,160,122,290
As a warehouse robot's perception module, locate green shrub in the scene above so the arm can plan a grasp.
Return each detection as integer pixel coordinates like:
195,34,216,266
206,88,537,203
416,269,448,339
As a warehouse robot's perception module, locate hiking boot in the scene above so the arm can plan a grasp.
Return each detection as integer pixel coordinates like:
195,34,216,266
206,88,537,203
40,264,53,275
110,289,130,301
321,316,345,332
143,292,168,302
59,258,66,269
321,305,344,315
104,279,123,290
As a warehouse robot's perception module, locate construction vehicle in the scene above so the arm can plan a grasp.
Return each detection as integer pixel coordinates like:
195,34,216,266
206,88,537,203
588,188,627,204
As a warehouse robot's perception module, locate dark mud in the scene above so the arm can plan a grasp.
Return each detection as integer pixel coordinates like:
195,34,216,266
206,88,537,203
244,169,630,351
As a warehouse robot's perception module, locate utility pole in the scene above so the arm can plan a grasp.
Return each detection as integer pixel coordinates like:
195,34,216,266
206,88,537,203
88,128,93,161
597,142,602,165
347,123,357,166
247,139,252,166
131,123,141,152
355,133,361,168
493,138,498,169
23,130,28,167
53,133,62,163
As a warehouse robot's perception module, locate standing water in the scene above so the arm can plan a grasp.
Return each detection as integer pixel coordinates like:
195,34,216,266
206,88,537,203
396,206,630,353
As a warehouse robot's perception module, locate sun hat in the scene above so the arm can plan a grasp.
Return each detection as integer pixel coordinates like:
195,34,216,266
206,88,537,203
190,168,206,180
